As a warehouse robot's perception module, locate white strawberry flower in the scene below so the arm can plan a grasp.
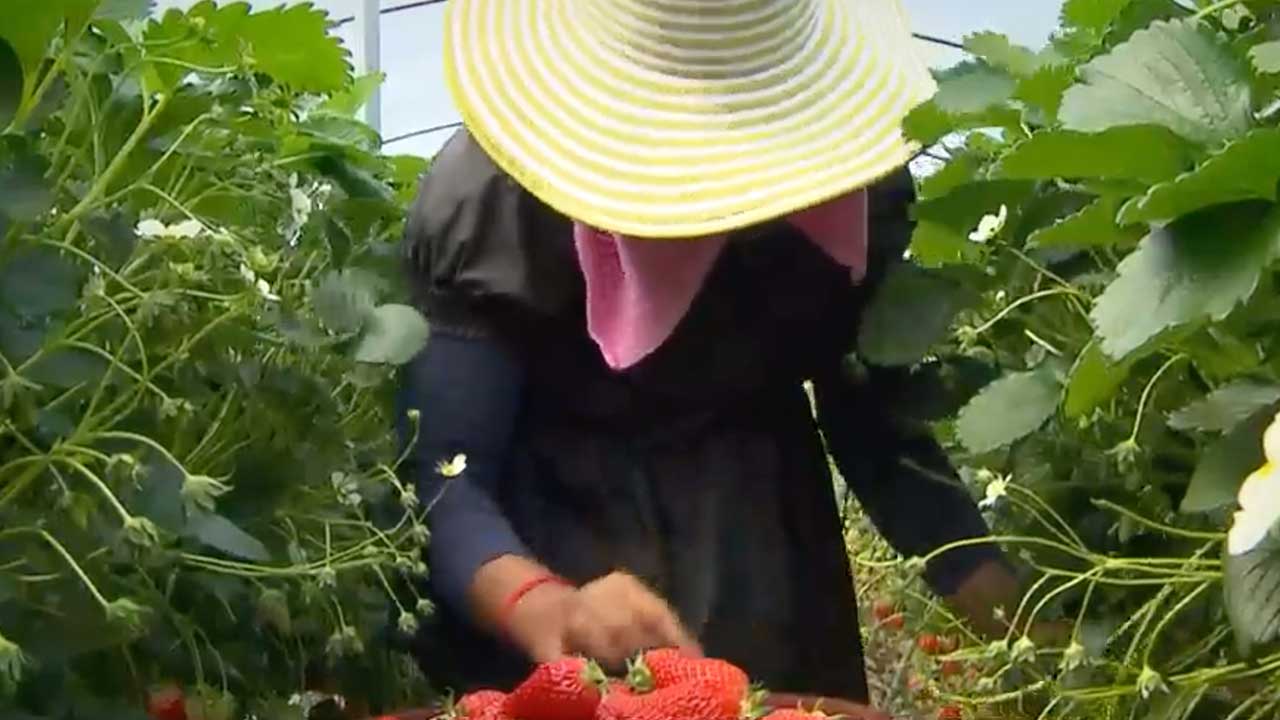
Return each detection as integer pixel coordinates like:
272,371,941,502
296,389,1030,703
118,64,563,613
1227,411,1280,556
136,218,205,239
969,204,1009,243
435,453,468,478
978,471,1010,509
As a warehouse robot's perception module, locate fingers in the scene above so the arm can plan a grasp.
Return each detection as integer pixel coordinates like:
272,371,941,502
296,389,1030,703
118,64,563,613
562,572,699,667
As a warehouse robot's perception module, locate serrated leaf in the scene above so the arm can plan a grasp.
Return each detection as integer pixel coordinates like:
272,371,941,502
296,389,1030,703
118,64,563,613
1250,40,1280,74
240,4,350,93
858,265,971,367
0,247,84,317
354,304,429,365
993,126,1194,183
188,512,271,562
911,180,1038,232
1064,341,1134,418
1118,129,1280,225
964,32,1043,76
1061,0,1135,34
0,136,53,222
95,0,154,20
1014,63,1077,122
901,100,1022,147
1060,19,1252,146
0,38,22,129
1028,195,1143,250
933,61,1017,114
1182,408,1268,513
1091,203,1280,360
312,270,377,335
321,72,385,117
1168,382,1280,433
1224,522,1280,657
957,368,1063,453
0,1,67,99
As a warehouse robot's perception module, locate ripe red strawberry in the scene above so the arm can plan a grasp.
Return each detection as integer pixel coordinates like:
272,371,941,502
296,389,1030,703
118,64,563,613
458,690,507,718
147,685,187,720
625,679,741,720
629,649,748,700
917,633,940,655
597,680,645,720
871,599,895,622
504,657,604,720
937,706,963,720
881,613,905,631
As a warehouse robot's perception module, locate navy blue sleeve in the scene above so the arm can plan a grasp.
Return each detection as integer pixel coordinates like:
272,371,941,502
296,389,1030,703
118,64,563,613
398,330,531,615
813,371,1008,596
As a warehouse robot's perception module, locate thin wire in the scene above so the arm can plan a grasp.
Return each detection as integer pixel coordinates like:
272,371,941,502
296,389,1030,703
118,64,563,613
383,121,463,146
334,0,448,27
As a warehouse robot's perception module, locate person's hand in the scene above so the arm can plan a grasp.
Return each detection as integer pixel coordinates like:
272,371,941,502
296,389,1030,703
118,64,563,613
763,693,890,720
506,571,701,669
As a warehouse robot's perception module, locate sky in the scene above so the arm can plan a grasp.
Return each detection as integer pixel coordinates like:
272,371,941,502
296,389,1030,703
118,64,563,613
153,1,1067,158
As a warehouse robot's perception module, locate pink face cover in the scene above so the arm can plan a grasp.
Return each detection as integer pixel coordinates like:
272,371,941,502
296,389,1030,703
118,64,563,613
573,191,870,371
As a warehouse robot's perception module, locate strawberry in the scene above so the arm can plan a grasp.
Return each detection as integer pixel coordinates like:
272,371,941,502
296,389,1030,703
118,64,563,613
458,690,507,719
871,599,895,622
597,680,644,720
936,706,963,720
881,613,905,631
625,679,741,720
147,685,187,720
504,657,605,720
916,633,940,655
629,649,748,700
939,660,964,678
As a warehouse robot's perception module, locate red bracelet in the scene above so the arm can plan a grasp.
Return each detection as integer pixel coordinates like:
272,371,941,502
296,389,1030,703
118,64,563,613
499,573,572,634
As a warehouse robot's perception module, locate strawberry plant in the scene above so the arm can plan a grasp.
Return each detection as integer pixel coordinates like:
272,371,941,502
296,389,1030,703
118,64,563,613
0,2,435,718
852,0,1280,717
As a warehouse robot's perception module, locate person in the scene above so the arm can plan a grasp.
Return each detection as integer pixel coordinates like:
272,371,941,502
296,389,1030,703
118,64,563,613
399,0,1029,713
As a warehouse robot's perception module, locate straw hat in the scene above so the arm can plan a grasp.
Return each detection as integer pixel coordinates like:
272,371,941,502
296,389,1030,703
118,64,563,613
443,0,937,239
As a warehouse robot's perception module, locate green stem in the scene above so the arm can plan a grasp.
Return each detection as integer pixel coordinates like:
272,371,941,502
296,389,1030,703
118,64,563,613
1128,354,1187,443
1193,0,1244,18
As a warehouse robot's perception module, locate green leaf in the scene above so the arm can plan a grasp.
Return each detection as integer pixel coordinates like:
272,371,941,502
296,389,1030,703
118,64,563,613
1118,129,1280,225
1064,341,1133,418
0,247,84,317
354,304,429,366
932,61,1017,115
188,512,271,562
239,4,351,93
911,180,1038,232
321,72,385,117
0,39,22,129
957,367,1063,453
857,264,972,367
1059,19,1252,146
993,126,1195,183
0,0,66,99
1060,0,1135,35
312,270,377,335
1224,522,1280,657
1028,195,1143,250
1182,408,1271,514
1013,63,1077,122
1091,203,1280,360
94,0,154,21
0,136,52,222
901,100,1022,147
1250,40,1280,74
1168,382,1280,433
907,220,985,267
964,32,1043,76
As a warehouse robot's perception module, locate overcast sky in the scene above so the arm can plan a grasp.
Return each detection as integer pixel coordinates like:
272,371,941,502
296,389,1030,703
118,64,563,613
153,1,1066,158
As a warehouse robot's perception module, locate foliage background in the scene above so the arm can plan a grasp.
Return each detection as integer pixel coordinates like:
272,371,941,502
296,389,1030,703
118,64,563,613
852,0,1280,717
0,2,437,718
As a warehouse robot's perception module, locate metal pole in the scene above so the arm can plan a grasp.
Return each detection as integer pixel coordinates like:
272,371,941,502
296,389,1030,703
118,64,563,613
360,0,382,132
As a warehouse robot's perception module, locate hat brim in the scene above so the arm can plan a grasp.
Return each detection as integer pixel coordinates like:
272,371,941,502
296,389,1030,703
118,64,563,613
444,0,937,239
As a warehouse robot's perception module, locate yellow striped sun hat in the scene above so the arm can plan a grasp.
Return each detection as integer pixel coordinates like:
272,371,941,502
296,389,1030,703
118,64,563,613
443,0,938,239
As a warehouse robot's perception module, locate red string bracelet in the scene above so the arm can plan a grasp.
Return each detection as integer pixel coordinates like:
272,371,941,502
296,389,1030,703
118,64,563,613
498,573,572,635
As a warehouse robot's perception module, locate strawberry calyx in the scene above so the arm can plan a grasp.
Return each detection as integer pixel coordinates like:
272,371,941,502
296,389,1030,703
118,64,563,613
623,656,656,694
740,685,770,720
581,658,610,694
